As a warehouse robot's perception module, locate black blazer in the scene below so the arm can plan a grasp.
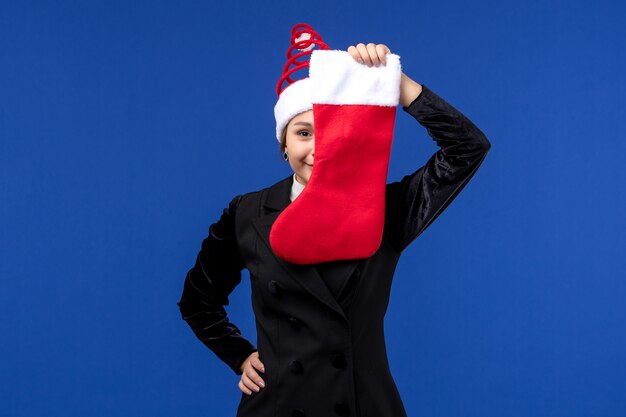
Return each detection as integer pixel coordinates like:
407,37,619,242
177,84,491,417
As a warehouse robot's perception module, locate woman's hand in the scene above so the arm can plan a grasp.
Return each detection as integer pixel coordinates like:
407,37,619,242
238,351,266,395
347,43,423,107
347,42,391,67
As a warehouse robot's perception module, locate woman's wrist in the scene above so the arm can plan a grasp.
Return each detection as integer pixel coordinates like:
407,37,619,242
399,72,423,108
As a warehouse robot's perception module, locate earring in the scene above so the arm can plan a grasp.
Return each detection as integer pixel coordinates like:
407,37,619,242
283,151,289,161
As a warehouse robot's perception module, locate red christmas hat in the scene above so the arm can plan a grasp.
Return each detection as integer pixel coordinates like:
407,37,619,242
274,23,330,143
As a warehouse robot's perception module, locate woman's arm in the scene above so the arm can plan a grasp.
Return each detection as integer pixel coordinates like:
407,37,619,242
385,79,491,252
177,195,258,376
399,72,423,108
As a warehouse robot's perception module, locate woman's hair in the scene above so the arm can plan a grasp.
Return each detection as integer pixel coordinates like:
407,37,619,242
278,124,288,156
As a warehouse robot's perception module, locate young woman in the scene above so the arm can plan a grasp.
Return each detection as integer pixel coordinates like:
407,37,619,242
178,25,490,417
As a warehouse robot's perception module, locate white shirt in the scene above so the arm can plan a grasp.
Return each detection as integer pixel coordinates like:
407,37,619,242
290,173,305,202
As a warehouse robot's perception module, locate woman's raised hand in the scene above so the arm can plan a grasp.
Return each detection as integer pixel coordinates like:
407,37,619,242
347,43,392,67
238,351,266,395
348,42,422,106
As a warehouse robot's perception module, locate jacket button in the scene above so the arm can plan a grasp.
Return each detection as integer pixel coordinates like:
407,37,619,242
334,401,350,416
291,409,306,417
289,360,303,374
331,353,346,368
268,280,281,295
288,316,302,330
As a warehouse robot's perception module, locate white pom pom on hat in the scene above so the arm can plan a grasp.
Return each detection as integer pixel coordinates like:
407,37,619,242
273,23,330,143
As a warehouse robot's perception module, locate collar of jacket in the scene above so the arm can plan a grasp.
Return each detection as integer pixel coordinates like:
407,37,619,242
263,173,293,211
251,174,362,319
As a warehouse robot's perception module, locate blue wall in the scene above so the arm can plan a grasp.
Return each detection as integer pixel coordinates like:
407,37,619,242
1,1,625,416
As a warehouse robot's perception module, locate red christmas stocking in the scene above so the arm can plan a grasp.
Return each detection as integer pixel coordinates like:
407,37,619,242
270,50,401,264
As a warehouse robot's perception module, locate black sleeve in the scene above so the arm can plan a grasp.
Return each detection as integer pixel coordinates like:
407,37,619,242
177,194,258,376
384,84,492,252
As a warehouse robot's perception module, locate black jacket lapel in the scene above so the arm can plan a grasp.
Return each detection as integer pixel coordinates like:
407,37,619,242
251,174,360,318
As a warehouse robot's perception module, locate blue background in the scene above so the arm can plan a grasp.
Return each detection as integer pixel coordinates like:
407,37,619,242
2,1,625,416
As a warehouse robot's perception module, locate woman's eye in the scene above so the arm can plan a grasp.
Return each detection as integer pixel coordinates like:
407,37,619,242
298,131,311,137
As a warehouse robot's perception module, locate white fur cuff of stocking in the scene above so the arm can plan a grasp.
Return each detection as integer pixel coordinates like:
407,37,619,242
309,49,402,106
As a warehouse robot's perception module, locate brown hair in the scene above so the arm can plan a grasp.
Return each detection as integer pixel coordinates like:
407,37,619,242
278,124,288,158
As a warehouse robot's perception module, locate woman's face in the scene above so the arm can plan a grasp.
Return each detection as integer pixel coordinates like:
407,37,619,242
284,110,315,186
